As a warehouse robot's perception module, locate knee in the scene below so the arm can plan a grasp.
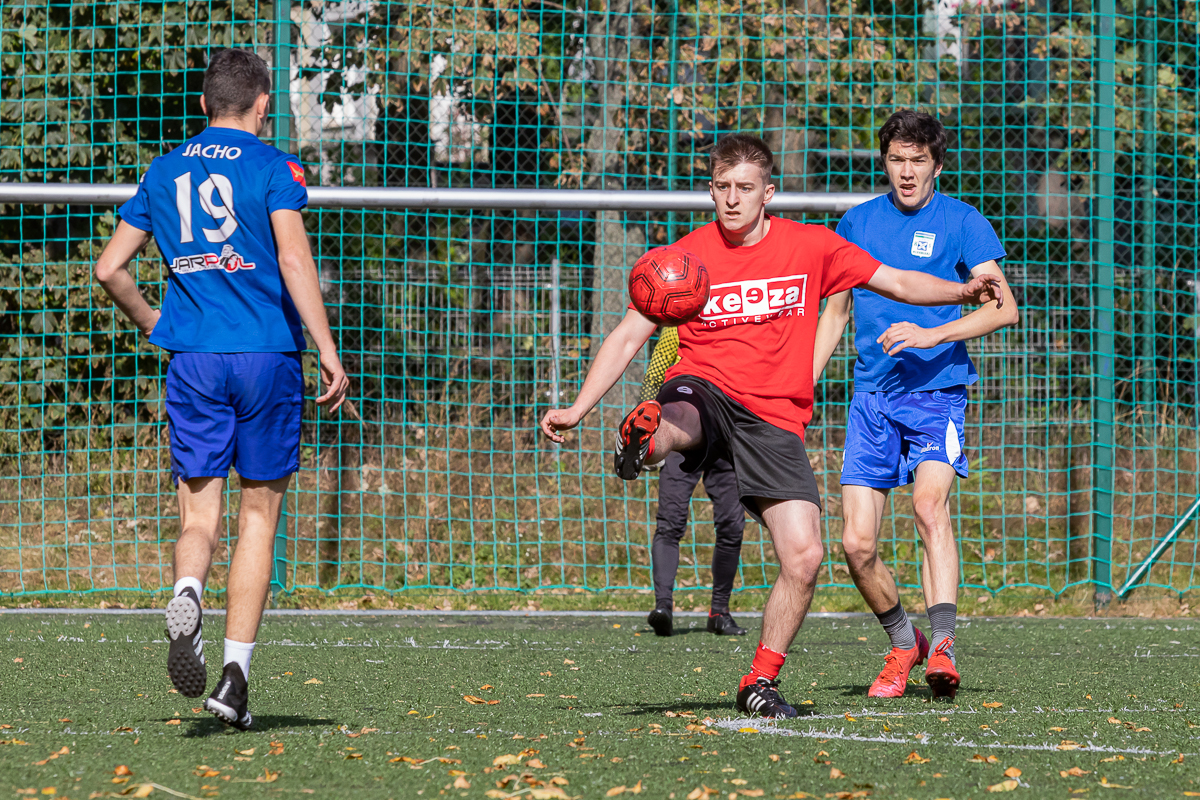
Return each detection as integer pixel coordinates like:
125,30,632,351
912,493,950,535
779,538,824,581
841,528,878,569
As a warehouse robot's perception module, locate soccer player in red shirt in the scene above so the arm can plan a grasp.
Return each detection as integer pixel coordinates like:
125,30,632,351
539,134,1001,718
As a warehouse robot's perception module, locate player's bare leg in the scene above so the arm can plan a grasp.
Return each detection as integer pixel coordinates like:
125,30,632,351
205,476,290,731
615,399,702,479
225,477,290,644
173,477,225,586
166,477,225,697
843,484,929,697
911,461,960,699
842,486,896,612
736,499,822,718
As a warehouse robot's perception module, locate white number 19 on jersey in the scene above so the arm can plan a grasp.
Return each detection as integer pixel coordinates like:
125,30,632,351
173,172,238,243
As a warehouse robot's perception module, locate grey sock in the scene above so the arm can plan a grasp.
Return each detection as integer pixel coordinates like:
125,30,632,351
927,603,957,663
875,601,917,651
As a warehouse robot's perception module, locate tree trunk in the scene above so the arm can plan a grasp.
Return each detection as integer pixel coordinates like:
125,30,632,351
581,0,649,429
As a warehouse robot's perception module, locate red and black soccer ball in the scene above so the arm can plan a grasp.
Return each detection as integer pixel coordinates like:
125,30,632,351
628,246,710,326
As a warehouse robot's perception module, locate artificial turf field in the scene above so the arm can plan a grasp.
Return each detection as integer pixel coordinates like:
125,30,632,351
2,611,1198,800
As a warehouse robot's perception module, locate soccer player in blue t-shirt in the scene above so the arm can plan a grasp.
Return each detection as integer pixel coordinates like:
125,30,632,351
93,49,349,729
812,110,1018,700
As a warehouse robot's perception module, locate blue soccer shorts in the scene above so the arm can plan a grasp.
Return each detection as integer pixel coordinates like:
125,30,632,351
165,352,304,484
840,387,969,489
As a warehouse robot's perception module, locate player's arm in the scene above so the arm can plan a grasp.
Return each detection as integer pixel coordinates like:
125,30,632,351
270,208,349,411
864,263,1003,310
812,291,852,383
876,260,1019,356
539,309,658,443
95,221,159,335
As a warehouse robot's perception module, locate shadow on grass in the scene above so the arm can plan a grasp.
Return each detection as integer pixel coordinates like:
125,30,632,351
614,700,821,718
172,715,334,737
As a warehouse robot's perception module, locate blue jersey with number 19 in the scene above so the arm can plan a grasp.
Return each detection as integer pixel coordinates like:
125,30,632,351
118,126,309,353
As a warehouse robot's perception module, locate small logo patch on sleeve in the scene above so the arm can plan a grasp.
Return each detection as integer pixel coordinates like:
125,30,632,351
287,161,306,186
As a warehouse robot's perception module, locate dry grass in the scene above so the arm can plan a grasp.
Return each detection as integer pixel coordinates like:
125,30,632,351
2,392,1199,603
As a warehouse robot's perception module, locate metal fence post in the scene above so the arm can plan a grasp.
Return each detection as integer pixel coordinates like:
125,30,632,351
271,491,288,599
549,257,561,407
1092,0,1117,609
273,0,293,152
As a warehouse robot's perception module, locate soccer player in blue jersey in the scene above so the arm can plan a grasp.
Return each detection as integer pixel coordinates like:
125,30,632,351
94,49,348,729
812,110,1018,700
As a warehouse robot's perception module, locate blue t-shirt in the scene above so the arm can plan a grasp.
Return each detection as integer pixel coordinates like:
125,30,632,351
118,127,309,353
836,191,1007,393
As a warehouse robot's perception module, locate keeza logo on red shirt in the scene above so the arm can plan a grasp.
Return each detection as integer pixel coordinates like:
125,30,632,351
701,274,809,322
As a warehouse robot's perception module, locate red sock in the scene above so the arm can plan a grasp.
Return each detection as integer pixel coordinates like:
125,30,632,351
646,437,656,460
741,641,787,688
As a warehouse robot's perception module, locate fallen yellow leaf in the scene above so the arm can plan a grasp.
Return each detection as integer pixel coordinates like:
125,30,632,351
607,786,627,797
1060,767,1090,777
1004,767,1022,778
830,767,846,779
526,694,545,698
986,779,1019,792
303,679,322,685
904,751,931,765
1057,741,1082,751
738,727,758,734
164,719,181,726
132,785,155,798
493,754,522,767
236,748,255,756
113,766,133,776
464,695,487,705
527,758,546,769
453,776,470,789
257,769,279,783
971,754,1001,764
1099,777,1133,789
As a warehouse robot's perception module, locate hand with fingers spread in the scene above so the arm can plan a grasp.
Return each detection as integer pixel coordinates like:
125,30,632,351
961,274,1004,308
877,322,943,356
316,349,349,412
540,406,584,443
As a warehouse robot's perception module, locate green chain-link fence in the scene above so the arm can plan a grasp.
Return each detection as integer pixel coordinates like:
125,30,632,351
1,0,1197,602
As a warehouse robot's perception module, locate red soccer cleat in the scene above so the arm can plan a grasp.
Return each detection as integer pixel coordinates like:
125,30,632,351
868,627,930,698
614,400,661,480
925,636,960,701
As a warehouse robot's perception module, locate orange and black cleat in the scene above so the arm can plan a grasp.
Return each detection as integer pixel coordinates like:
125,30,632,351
925,636,960,701
614,400,661,480
868,626,929,698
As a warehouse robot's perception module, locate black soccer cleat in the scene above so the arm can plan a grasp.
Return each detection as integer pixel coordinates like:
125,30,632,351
205,662,253,731
165,587,207,698
736,677,799,719
614,401,661,480
647,606,673,637
707,612,748,636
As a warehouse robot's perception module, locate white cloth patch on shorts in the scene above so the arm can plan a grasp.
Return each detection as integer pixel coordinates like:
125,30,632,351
945,418,962,464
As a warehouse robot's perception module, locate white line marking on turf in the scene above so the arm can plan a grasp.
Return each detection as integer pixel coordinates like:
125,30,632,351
0,608,881,618
712,718,1195,756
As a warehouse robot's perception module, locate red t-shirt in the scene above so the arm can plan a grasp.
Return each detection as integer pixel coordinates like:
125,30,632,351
662,216,882,439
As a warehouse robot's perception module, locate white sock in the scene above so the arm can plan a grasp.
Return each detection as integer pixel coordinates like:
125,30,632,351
223,638,256,681
173,577,203,600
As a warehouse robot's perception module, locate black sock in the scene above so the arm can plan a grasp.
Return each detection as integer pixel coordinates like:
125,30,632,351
927,603,957,663
875,601,917,651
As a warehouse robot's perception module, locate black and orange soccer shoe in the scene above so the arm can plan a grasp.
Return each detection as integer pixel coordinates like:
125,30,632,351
613,400,661,480
736,676,799,719
925,636,960,701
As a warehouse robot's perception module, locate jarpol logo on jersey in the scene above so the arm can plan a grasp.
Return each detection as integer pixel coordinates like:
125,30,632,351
911,231,936,257
700,274,809,327
169,244,256,275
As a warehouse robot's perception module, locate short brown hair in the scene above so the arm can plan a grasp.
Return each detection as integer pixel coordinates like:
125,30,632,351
710,133,774,182
203,49,271,121
879,110,948,165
